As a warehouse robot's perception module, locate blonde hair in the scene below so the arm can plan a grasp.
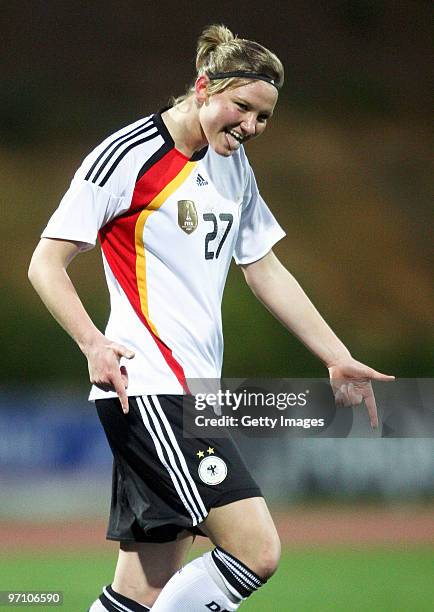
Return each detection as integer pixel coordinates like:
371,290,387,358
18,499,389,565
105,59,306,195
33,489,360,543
171,24,284,105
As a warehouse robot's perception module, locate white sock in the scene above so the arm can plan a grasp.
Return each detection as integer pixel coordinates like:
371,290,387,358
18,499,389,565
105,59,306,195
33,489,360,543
89,600,107,612
150,555,241,611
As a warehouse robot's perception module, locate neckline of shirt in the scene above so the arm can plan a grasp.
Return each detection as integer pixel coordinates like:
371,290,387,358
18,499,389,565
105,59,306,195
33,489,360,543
153,110,208,162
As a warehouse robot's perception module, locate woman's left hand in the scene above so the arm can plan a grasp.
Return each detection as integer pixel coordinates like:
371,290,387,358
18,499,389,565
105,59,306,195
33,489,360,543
327,358,395,429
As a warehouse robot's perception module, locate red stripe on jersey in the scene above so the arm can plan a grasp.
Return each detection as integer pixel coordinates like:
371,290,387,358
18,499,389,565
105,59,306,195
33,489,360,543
98,149,190,391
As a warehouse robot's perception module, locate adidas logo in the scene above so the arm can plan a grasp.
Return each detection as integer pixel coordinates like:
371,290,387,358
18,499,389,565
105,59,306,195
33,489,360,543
196,173,208,186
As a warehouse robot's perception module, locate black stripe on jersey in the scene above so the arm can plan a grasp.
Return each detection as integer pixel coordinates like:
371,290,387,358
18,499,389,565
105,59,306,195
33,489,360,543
98,131,160,187
153,111,208,161
136,140,173,182
84,118,154,184
190,145,209,161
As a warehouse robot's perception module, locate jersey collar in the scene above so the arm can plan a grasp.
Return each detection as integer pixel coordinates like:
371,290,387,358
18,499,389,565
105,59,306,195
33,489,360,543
154,110,208,161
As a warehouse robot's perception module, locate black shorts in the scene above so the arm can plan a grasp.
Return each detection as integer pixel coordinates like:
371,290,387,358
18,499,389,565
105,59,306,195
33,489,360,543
96,395,262,543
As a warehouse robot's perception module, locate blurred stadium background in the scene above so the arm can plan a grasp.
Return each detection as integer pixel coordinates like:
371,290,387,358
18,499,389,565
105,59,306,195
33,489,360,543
1,1,433,610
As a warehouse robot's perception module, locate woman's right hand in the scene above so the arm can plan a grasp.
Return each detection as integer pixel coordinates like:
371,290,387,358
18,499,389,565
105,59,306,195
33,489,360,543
29,238,135,414
85,339,135,413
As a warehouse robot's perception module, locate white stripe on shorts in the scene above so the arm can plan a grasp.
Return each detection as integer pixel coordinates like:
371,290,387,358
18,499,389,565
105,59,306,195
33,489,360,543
136,396,200,525
136,396,207,526
150,395,208,518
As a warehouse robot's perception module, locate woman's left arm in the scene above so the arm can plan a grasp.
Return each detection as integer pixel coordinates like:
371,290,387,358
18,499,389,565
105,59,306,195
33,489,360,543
241,250,394,428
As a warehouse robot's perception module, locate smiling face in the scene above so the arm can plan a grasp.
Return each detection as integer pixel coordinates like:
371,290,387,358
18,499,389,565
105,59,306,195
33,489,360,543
196,77,278,157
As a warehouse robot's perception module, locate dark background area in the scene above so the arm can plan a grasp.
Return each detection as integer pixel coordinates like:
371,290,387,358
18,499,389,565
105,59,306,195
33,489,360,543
1,0,432,389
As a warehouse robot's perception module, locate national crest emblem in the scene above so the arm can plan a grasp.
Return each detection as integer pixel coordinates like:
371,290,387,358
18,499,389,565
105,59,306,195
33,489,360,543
198,456,227,485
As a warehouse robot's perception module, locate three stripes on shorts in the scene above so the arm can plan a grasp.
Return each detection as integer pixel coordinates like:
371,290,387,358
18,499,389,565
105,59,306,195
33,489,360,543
136,395,208,526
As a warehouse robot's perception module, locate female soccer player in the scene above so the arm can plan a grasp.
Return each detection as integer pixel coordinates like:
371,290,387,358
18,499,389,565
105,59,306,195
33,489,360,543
29,24,394,612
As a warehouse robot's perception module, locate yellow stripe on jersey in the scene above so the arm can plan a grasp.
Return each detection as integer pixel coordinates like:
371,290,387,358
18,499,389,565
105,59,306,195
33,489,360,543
134,161,197,336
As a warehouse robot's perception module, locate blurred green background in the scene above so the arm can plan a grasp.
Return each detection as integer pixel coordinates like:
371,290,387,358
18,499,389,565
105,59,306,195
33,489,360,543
1,1,432,387
3,548,434,611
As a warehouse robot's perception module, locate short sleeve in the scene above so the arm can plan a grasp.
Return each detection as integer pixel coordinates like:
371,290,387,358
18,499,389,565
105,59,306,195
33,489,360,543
41,178,127,248
233,165,286,265
40,115,157,248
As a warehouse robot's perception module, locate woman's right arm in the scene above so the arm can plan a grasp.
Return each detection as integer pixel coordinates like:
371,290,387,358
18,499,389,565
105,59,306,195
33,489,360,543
28,238,134,412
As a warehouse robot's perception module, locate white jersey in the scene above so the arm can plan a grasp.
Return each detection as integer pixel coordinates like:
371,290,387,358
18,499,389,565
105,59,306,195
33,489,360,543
42,112,285,398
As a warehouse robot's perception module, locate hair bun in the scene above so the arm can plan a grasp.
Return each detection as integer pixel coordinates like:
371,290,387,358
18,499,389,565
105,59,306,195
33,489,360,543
196,24,235,71
169,24,283,106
